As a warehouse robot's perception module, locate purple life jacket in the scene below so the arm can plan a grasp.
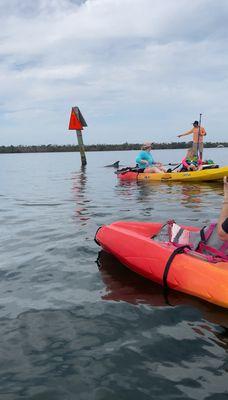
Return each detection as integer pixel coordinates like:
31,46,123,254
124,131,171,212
198,222,228,260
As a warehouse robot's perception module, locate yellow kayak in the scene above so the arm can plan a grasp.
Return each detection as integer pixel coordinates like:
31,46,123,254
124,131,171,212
139,166,228,182
118,166,228,182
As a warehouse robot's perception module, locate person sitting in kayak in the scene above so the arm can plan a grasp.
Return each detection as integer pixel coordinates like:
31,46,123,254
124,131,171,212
136,143,166,173
159,178,227,259
177,120,206,160
161,179,228,258
218,177,228,241
180,148,202,172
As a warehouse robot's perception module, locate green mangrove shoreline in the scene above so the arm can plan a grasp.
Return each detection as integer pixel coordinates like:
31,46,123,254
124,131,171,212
0,142,227,153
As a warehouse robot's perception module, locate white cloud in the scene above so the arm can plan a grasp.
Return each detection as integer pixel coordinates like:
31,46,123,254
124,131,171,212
0,0,228,144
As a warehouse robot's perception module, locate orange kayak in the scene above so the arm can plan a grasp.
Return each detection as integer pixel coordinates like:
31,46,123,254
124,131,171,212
95,221,228,308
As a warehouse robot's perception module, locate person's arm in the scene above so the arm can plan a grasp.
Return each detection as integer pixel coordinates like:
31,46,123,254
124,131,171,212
144,152,154,166
181,157,189,169
200,128,206,137
149,154,155,165
217,177,228,241
177,128,193,138
136,153,148,165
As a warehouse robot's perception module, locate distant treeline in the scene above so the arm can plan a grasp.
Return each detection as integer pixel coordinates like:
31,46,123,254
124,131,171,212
0,142,227,153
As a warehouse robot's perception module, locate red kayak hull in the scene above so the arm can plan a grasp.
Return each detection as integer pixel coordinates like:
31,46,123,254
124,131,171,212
95,221,228,308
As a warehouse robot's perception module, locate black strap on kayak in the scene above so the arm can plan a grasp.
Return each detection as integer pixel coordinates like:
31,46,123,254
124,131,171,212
172,228,184,243
115,166,144,175
94,226,102,246
96,251,102,268
163,245,191,289
199,226,206,243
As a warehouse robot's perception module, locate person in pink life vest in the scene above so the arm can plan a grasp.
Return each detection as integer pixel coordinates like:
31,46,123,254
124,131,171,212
180,148,203,172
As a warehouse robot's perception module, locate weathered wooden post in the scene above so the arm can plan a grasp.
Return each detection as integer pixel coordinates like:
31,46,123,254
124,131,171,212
68,106,87,165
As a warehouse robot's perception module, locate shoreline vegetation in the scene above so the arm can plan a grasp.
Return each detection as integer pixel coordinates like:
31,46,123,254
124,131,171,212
0,142,227,153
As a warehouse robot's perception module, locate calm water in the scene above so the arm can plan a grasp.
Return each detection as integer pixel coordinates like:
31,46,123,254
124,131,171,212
0,148,228,400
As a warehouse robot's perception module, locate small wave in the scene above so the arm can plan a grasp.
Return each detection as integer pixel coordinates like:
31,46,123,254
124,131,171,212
20,202,63,207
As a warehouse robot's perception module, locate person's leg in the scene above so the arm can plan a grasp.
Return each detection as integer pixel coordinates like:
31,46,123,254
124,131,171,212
155,163,166,172
192,142,198,157
159,165,167,172
199,143,204,161
145,166,163,173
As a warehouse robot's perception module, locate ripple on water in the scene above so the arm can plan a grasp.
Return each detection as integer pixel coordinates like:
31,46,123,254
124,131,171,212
0,304,227,399
0,151,227,399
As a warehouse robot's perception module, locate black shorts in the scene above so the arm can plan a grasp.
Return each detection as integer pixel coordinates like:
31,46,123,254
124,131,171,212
222,218,228,234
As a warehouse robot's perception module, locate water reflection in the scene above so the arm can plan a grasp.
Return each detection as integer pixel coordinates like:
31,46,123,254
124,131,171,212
180,182,223,209
71,166,91,225
115,180,138,199
116,179,224,218
97,250,228,342
214,328,228,350
181,184,203,208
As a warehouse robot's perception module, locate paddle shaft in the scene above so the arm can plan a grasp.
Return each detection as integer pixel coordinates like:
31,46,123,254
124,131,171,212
170,163,181,172
197,113,202,160
163,163,179,166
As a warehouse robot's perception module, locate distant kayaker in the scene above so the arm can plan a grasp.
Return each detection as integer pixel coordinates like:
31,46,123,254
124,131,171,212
136,143,166,173
217,177,228,241
180,148,202,172
177,120,206,160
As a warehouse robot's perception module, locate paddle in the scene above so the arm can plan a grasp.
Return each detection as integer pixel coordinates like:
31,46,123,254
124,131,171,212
197,113,202,161
163,163,180,166
166,163,182,173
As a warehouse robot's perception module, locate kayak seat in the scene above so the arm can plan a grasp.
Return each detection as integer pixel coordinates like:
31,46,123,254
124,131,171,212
153,220,228,262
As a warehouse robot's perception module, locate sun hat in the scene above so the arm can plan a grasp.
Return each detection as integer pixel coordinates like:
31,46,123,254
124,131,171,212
141,142,152,150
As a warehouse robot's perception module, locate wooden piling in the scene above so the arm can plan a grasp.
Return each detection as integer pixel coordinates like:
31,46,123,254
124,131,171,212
68,106,87,166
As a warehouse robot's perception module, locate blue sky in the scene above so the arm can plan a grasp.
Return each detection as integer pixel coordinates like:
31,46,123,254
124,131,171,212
0,0,228,145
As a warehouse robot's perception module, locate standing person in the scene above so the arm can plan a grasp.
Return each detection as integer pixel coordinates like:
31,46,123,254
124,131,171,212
177,120,206,160
217,177,228,241
136,143,166,173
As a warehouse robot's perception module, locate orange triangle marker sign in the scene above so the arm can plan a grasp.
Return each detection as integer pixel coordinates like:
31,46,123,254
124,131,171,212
68,106,87,130
68,110,83,130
